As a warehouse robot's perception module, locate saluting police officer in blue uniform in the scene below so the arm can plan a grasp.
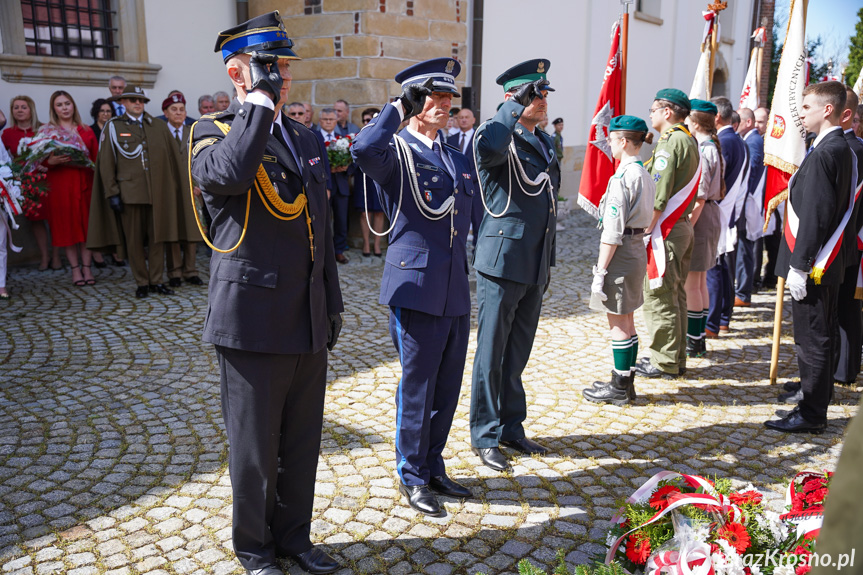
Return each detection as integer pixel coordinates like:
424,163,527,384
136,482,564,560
351,58,474,517
190,12,343,575
470,60,559,472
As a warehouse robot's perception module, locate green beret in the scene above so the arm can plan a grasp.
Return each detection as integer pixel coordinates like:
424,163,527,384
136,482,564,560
609,115,648,133
690,98,718,115
655,88,691,112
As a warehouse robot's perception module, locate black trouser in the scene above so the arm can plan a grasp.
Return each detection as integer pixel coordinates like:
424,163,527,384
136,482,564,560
835,265,862,383
216,345,328,570
792,282,839,424
763,215,782,286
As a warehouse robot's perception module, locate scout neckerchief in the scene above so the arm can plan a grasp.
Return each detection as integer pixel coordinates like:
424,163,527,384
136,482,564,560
186,119,314,259
645,124,701,289
785,150,860,284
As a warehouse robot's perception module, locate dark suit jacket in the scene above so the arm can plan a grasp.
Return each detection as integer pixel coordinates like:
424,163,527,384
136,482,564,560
842,129,863,268
777,128,853,285
472,99,559,286
157,114,195,126
190,99,344,354
351,104,474,317
719,126,748,225
447,130,476,177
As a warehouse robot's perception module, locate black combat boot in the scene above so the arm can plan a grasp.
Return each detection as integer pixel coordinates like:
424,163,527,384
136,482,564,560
583,371,631,406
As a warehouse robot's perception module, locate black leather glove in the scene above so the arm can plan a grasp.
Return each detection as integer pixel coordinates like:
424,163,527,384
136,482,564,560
327,313,343,351
109,195,123,214
397,78,434,120
249,52,283,104
512,79,551,107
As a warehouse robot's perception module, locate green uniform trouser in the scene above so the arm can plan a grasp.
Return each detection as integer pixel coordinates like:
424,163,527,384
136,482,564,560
811,405,863,575
642,218,693,374
120,204,164,288
167,242,199,279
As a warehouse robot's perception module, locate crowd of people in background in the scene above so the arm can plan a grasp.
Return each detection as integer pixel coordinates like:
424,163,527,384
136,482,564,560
0,75,572,299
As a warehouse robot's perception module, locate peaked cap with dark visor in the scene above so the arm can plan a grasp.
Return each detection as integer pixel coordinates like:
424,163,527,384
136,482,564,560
215,11,300,62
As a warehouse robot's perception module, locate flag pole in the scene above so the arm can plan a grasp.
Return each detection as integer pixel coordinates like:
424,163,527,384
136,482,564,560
769,202,788,385
620,0,632,114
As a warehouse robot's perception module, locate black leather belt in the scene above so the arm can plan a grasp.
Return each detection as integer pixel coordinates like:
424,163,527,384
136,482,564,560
623,227,645,235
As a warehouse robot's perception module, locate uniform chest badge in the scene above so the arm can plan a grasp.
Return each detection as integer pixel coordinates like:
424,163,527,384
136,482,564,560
462,172,471,180
424,190,432,202
308,157,321,166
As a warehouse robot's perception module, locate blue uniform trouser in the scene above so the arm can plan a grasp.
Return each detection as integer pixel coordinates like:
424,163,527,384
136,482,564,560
735,225,756,303
330,193,350,255
706,253,734,332
470,272,544,448
390,307,469,486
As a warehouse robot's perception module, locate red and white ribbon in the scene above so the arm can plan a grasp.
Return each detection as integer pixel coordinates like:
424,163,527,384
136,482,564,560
647,541,715,575
606,471,741,565
645,157,701,289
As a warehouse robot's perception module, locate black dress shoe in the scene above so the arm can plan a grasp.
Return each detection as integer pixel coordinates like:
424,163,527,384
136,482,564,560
398,483,441,516
168,277,182,288
245,566,285,575
634,358,676,379
430,474,472,498
778,389,803,404
471,446,511,472
500,437,548,455
149,283,175,295
764,410,826,434
184,276,204,285
783,379,802,392
135,286,149,299
93,259,108,269
289,547,340,574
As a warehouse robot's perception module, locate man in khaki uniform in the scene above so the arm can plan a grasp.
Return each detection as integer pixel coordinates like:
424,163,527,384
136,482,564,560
88,86,186,298
635,89,700,378
160,92,204,287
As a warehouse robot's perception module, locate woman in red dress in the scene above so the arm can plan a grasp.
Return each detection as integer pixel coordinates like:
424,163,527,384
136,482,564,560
42,91,98,286
2,95,62,271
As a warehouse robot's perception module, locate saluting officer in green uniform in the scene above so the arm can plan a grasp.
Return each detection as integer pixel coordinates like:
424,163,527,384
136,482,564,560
634,89,700,378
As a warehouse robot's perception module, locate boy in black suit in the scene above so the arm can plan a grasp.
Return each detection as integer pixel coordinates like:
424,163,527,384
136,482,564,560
767,81,854,434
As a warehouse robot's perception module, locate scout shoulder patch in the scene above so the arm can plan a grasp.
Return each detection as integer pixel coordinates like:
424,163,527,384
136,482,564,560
654,157,668,171
656,150,671,159
608,205,620,219
192,137,218,156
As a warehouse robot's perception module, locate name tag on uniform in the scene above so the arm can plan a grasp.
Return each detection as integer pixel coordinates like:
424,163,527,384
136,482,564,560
119,133,132,137
416,163,439,171
262,154,277,163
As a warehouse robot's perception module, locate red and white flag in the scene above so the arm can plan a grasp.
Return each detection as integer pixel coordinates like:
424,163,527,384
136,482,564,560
577,21,622,219
763,0,808,227
689,10,719,100
739,27,765,110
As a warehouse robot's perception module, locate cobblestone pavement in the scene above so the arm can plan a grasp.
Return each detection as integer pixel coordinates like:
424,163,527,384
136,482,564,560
1,208,859,575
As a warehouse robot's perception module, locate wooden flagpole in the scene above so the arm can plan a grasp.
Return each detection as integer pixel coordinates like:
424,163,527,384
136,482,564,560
769,203,788,385
707,2,728,98
620,0,631,114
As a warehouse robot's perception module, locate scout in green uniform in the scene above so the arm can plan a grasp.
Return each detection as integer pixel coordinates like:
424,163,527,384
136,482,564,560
634,89,700,378
584,116,655,405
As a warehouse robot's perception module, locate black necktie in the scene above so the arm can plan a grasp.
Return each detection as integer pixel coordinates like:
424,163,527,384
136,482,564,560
175,129,181,144
274,125,290,151
459,133,465,153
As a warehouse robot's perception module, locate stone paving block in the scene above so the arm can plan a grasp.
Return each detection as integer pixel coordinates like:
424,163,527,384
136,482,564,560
0,210,859,574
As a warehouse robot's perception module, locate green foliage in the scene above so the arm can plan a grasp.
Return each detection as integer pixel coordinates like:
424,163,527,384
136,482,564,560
848,8,863,88
475,552,628,575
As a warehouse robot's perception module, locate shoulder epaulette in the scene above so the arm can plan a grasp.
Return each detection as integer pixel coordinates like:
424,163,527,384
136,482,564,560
199,109,232,121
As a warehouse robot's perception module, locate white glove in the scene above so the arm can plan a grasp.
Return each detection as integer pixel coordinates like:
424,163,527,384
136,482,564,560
643,234,652,248
786,267,808,301
592,265,608,301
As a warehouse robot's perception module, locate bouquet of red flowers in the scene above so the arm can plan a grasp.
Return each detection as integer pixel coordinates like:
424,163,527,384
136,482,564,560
326,134,354,170
16,123,95,172
0,162,48,220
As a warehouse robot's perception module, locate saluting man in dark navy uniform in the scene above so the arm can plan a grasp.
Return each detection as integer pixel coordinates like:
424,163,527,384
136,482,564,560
469,59,560,473
190,12,343,575
351,58,474,517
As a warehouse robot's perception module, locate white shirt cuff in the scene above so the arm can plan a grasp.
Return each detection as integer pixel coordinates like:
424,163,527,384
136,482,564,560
245,92,275,110
391,100,405,121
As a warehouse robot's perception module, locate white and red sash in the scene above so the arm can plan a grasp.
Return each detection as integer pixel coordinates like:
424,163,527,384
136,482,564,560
717,149,750,255
646,135,701,289
785,153,860,284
